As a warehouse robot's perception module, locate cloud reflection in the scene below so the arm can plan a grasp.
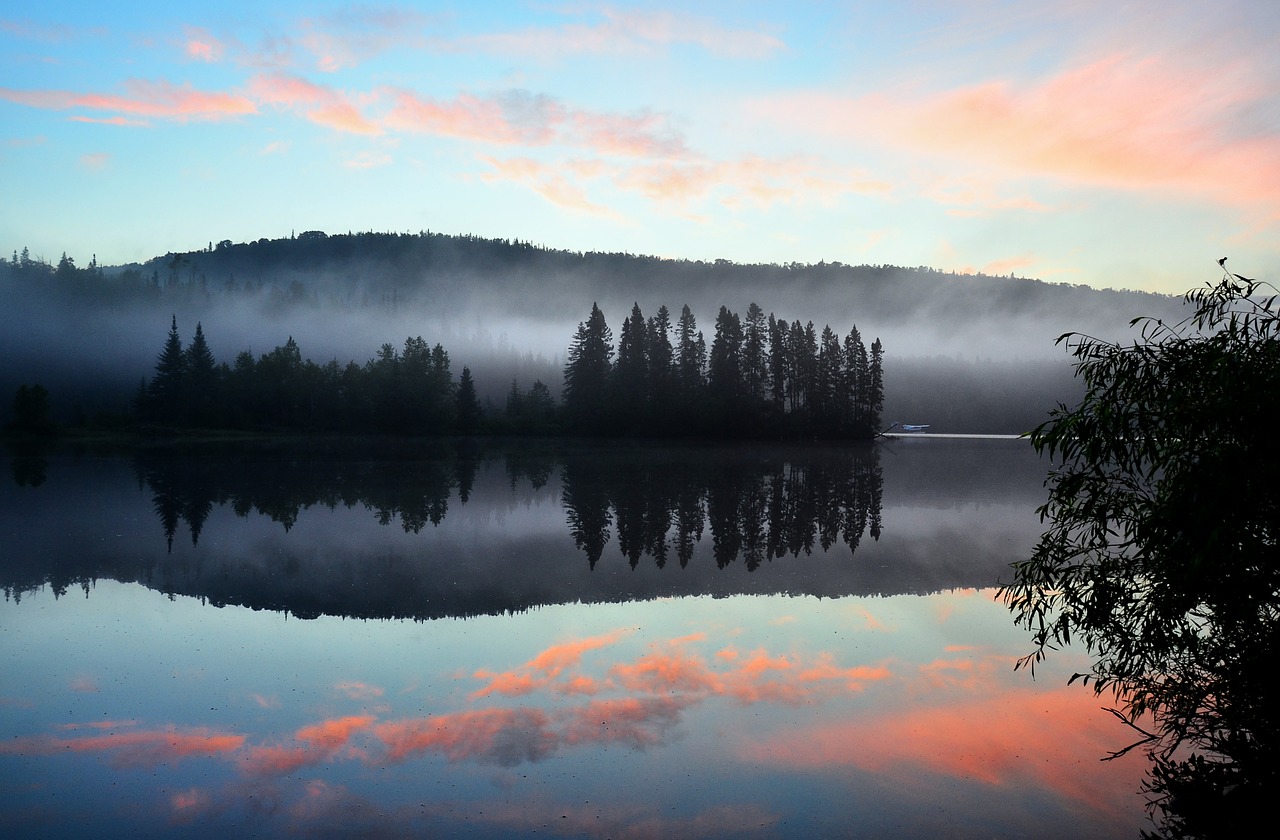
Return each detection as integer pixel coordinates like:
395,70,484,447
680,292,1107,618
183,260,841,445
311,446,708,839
242,714,376,776
740,658,1145,822
1,726,246,768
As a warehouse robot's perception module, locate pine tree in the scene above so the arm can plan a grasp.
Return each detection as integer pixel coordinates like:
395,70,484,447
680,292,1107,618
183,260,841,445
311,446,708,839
768,315,789,411
844,325,869,435
815,324,843,434
675,305,705,396
708,306,744,402
184,321,218,425
146,315,187,423
614,302,649,428
868,338,884,433
647,305,675,427
563,303,614,433
743,302,768,403
455,366,482,434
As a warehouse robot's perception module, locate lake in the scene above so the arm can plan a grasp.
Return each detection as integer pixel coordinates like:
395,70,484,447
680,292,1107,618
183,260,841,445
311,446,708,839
0,436,1150,838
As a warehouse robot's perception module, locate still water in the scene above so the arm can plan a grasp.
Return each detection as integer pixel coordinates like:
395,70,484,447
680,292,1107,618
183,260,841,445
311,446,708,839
1,437,1148,838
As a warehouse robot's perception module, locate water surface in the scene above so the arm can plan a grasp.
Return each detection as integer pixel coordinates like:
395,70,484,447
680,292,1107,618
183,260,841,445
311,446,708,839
0,438,1149,838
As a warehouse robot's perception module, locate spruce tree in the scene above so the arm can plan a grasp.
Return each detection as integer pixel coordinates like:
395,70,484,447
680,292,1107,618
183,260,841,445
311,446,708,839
146,315,187,423
562,303,614,433
614,303,649,428
184,321,218,425
868,338,884,433
647,305,675,427
743,302,768,403
675,305,705,395
455,367,482,434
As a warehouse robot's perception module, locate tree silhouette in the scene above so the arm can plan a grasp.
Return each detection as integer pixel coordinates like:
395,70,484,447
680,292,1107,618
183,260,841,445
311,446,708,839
456,366,482,434
144,315,187,423
563,303,614,434
184,321,218,424
1000,264,1280,837
613,303,650,431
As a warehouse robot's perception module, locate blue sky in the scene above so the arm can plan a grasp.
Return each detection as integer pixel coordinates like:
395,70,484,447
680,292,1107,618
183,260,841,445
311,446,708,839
3,1,1278,293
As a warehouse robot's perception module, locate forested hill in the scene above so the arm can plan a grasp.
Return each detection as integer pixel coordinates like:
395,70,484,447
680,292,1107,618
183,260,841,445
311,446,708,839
2,231,1186,433
8,231,1173,329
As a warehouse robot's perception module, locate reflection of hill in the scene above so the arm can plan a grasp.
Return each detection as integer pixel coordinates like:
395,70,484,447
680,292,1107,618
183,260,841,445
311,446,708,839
1,440,1046,620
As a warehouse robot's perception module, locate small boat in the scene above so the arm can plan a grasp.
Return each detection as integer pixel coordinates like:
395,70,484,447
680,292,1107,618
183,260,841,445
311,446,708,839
879,422,931,437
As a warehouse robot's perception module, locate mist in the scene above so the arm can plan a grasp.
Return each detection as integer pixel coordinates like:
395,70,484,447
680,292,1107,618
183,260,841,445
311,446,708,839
1,232,1185,432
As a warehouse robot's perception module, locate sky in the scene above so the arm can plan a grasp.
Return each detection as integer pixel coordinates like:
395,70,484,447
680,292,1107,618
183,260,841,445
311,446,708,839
2,0,1278,294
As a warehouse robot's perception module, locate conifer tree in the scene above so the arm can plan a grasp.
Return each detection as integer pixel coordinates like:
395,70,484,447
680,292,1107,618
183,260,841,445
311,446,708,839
146,315,187,422
768,315,789,410
614,303,650,427
708,306,744,402
455,366,482,434
743,302,768,403
647,305,675,425
563,303,614,433
675,305,705,395
868,338,884,433
184,321,218,425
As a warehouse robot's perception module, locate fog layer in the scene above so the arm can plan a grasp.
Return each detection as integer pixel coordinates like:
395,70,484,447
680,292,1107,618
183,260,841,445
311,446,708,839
1,232,1186,432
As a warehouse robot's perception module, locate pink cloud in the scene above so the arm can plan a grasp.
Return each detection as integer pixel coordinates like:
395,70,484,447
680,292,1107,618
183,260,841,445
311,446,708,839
0,727,246,768
184,27,224,62
615,156,890,209
773,51,1280,207
386,89,685,158
374,708,557,766
242,714,376,776
248,74,381,135
170,787,210,815
982,255,1039,276
610,648,722,696
479,156,623,219
0,80,256,122
241,744,314,776
56,719,138,731
570,110,687,158
558,696,689,749
297,715,376,750
471,628,632,698
69,115,147,126
742,686,1145,822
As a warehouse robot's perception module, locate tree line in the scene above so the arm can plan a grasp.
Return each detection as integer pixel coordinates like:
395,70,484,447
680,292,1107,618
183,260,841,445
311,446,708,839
129,305,882,439
563,302,883,438
5,230,1164,323
134,316,480,435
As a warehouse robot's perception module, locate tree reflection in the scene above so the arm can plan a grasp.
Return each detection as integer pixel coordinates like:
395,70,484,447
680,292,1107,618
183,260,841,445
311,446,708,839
6,439,51,488
128,442,881,572
0,440,975,620
132,442,465,543
559,446,882,569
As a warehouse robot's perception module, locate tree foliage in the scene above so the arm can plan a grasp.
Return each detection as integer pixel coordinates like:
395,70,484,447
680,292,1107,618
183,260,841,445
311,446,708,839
999,262,1280,838
563,301,883,439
